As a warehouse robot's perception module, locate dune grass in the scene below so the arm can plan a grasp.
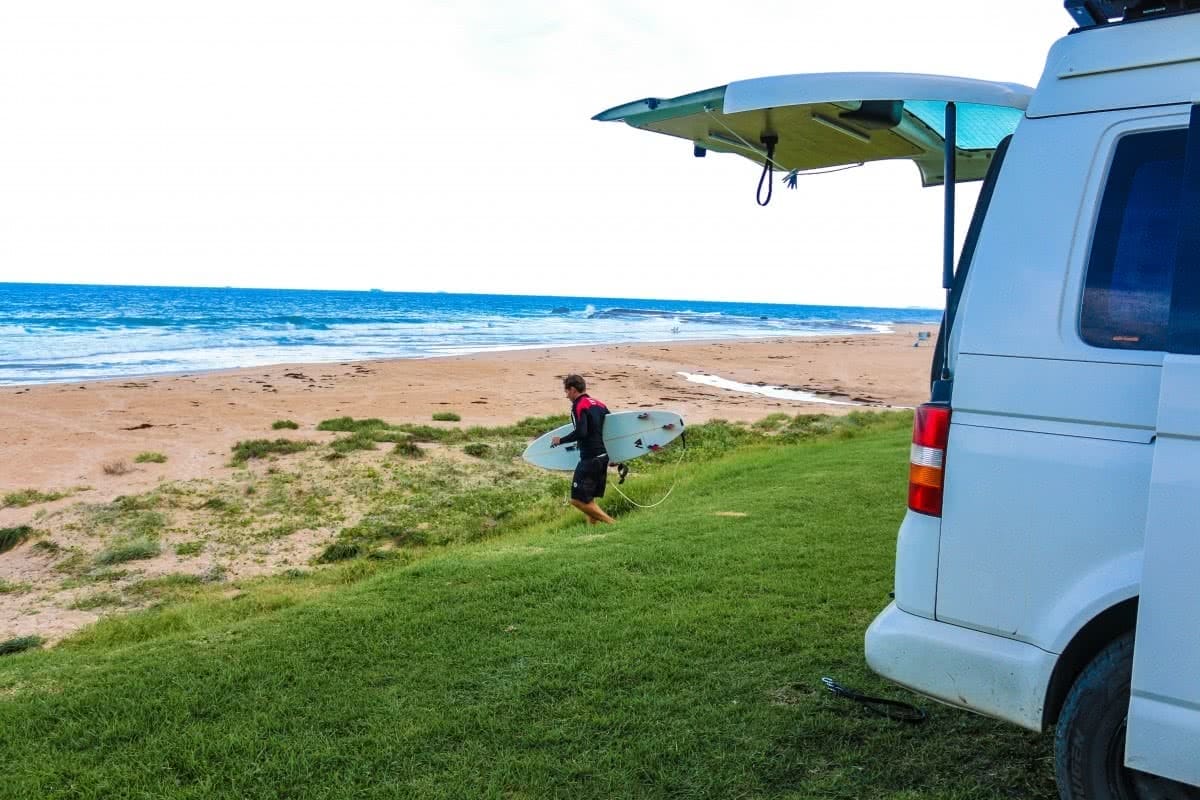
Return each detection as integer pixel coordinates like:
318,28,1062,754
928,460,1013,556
0,416,1056,799
0,525,33,555
133,452,167,464
271,420,300,430
3,488,69,508
432,411,461,422
93,536,161,566
230,438,313,464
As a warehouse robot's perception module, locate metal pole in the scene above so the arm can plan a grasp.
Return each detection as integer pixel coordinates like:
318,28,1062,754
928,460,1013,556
943,101,957,294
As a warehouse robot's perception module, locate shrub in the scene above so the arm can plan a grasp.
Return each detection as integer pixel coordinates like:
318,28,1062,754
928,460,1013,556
0,579,31,595
134,452,167,464
271,419,300,430
102,460,132,476
230,439,312,464
432,411,461,422
32,540,62,555
462,443,491,459
94,536,161,566
0,526,32,555
0,636,43,656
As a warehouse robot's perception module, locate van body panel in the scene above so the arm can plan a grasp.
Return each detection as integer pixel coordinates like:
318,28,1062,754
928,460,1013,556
865,603,1053,731
1029,15,1200,118
892,510,940,619
1028,556,1140,653
951,353,1160,434
1126,355,1200,785
937,425,1151,641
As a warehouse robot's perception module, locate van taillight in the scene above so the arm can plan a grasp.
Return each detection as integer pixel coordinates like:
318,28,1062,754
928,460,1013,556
908,403,951,517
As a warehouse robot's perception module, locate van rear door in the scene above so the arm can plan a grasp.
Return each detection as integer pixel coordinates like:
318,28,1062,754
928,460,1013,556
593,72,1030,188
1125,103,1200,787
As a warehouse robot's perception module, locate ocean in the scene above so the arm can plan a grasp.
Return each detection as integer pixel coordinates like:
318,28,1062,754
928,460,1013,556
0,283,941,386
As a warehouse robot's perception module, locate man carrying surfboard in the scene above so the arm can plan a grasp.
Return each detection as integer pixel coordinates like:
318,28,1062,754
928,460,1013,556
552,374,616,525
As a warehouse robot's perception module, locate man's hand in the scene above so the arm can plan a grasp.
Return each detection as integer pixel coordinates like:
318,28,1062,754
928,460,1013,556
551,436,561,447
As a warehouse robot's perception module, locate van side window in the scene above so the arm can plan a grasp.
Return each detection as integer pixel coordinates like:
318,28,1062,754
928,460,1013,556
1080,128,1188,351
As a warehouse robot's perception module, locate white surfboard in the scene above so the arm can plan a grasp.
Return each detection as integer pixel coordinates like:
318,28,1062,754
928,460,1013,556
522,410,685,471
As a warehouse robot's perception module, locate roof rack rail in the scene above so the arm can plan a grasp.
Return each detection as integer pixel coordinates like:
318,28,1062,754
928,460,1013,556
1065,0,1200,29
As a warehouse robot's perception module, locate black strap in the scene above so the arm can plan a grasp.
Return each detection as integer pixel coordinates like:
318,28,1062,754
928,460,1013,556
821,676,927,724
757,135,778,206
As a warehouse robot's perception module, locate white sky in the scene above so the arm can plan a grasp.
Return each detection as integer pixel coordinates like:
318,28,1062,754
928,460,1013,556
0,1,1070,308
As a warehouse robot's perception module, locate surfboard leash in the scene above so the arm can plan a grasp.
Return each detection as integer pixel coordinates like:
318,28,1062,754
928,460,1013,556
608,431,687,510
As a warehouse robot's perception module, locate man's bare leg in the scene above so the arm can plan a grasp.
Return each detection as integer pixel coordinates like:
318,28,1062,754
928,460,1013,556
570,499,615,524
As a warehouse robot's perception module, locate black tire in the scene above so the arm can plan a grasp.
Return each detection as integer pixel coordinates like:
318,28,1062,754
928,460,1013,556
1055,632,1200,800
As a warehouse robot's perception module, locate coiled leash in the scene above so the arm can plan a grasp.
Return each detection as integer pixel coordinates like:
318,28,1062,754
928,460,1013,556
608,429,687,510
821,676,927,724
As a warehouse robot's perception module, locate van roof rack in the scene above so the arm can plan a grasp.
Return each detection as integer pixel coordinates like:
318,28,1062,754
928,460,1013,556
1065,0,1200,29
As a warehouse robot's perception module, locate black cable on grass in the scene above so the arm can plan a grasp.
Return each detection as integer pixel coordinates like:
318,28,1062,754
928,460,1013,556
821,676,927,724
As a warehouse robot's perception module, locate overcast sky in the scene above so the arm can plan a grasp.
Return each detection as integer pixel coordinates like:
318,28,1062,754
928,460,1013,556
0,2,1071,308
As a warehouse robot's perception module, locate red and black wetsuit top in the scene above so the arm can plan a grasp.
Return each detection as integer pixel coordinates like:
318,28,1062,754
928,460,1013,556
559,394,609,459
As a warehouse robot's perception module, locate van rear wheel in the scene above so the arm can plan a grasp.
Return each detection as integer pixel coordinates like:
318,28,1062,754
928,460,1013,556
1055,633,1200,800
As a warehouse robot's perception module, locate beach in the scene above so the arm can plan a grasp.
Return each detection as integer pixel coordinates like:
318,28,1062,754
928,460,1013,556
0,327,931,496
0,327,933,641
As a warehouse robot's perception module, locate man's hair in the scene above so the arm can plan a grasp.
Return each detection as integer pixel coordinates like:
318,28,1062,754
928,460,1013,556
563,374,586,393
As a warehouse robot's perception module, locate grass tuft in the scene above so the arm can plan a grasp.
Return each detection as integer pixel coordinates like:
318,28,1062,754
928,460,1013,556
462,442,491,459
328,432,379,454
174,540,204,557
102,460,132,476
2,489,67,508
94,536,161,566
271,420,300,430
315,541,366,564
230,439,312,465
70,592,124,611
316,417,390,433
134,452,167,464
392,440,423,459
0,635,43,656
432,411,461,422
0,525,33,555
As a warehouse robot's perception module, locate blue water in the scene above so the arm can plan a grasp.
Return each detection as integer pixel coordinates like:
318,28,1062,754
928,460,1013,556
0,283,941,385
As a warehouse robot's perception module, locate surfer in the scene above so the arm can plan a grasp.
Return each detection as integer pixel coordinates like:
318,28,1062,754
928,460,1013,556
552,374,616,524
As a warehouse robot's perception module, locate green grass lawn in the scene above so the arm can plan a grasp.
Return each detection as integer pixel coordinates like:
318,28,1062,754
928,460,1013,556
0,424,1055,799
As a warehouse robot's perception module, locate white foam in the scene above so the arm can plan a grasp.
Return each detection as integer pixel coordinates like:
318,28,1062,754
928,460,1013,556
676,371,859,406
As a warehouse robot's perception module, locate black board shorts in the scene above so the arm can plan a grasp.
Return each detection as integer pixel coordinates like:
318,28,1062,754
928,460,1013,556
571,454,609,502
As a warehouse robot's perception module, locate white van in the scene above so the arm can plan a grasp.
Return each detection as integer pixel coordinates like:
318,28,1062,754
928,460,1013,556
594,2,1200,797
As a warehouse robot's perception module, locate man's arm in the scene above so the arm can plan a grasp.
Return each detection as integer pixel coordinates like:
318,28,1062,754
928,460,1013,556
556,411,586,445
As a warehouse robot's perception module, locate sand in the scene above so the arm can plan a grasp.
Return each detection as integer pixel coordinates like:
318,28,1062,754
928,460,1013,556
0,325,936,641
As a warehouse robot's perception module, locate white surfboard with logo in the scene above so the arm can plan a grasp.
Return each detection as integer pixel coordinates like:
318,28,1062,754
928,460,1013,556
522,410,685,471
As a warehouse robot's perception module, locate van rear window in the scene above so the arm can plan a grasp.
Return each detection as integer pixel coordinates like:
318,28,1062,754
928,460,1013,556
1081,128,1188,351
